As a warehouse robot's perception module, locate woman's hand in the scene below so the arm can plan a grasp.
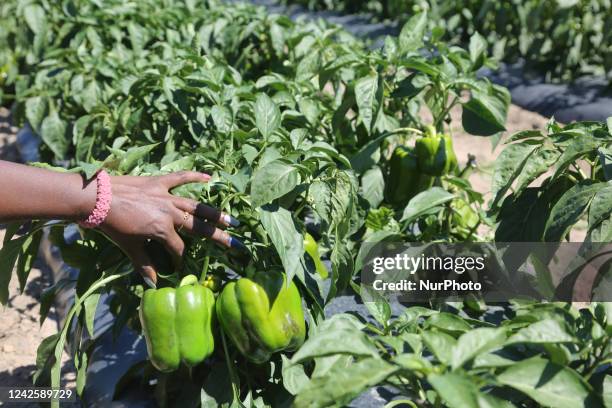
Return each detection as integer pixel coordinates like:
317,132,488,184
100,171,241,288
0,161,234,287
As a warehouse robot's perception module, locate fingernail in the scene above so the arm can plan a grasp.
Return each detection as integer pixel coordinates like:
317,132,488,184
201,173,212,181
223,213,240,227
143,277,157,289
229,237,247,252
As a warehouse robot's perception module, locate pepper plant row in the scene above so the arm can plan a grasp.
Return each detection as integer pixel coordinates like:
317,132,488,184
280,0,612,82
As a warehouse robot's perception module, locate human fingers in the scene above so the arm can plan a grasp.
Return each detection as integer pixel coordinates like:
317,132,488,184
159,171,211,190
158,229,185,271
172,196,239,228
174,210,246,251
124,243,158,288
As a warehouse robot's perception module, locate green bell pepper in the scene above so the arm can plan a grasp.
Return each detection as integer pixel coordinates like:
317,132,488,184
415,131,458,176
304,233,328,279
216,272,306,363
139,275,215,372
385,146,434,207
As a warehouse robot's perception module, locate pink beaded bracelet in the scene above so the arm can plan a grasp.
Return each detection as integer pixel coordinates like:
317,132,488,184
79,170,112,229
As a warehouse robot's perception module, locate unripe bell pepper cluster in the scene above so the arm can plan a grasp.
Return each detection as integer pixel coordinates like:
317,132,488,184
139,234,327,371
385,126,458,207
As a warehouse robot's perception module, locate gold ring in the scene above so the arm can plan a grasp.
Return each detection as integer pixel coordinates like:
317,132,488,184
177,211,189,232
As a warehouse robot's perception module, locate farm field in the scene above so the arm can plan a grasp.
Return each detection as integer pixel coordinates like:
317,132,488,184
0,1,610,407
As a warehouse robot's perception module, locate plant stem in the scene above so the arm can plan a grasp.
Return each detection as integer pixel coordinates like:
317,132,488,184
199,250,210,283
434,96,458,131
220,330,241,403
384,399,419,408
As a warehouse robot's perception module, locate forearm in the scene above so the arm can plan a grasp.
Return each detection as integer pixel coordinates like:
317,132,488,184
0,161,96,222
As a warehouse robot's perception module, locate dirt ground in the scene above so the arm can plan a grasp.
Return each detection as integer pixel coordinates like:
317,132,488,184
0,109,76,406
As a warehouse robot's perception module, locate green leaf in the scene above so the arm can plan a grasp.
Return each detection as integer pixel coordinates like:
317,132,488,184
40,111,69,160
601,373,612,408
3,223,22,244
429,372,479,408
497,357,596,408
78,162,103,180
588,182,612,229
118,143,159,173
296,49,321,81
401,187,454,222
506,129,543,143
211,105,233,133
361,285,391,327
25,96,47,132
492,142,539,207
553,136,601,179
298,98,320,126
544,181,606,241
425,312,472,334
83,292,101,338
349,134,386,174
587,214,612,243
293,357,398,408
281,355,309,395
394,353,432,373
33,333,60,385
250,160,300,207
354,230,401,274
354,73,381,134
360,166,384,208
451,328,506,369
422,330,456,365
48,271,129,406
495,186,556,242
200,362,234,407
81,81,99,112
160,156,194,173
473,352,518,369
0,236,27,305
506,319,576,345
72,115,93,147
259,205,303,284
365,207,398,232
312,355,353,379
398,12,427,54
269,23,285,57
16,231,42,293
23,4,46,34
468,32,487,69
462,86,509,136
557,0,579,8
599,146,612,181
39,279,72,326
513,147,561,195
291,327,379,363
392,74,431,99
254,93,281,140
429,372,511,408
309,169,357,235
329,239,354,302
75,348,89,395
